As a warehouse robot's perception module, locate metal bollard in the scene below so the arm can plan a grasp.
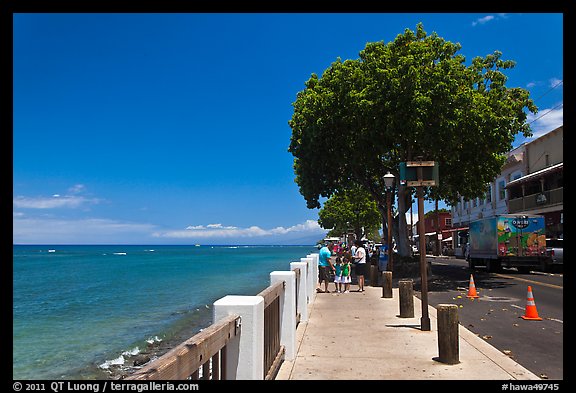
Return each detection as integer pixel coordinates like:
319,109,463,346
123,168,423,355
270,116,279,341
382,271,393,298
398,279,414,318
436,304,460,364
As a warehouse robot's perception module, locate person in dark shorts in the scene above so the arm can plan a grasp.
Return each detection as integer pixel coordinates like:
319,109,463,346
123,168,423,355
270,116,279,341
316,242,335,293
352,240,367,292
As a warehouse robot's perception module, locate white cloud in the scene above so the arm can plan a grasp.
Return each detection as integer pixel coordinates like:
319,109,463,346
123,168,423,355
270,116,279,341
14,185,100,210
68,184,86,194
526,78,563,91
13,208,325,245
13,216,157,244
186,225,206,230
471,14,507,27
269,220,323,234
207,223,238,229
527,104,563,139
472,15,495,26
12,186,325,244
13,195,99,209
155,220,325,240
549,78,563,88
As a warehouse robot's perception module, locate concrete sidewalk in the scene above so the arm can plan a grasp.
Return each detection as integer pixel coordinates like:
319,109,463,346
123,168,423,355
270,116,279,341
276,286,540,380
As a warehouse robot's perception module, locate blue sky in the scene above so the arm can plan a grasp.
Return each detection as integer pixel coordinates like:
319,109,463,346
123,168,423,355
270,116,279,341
12,13,563,245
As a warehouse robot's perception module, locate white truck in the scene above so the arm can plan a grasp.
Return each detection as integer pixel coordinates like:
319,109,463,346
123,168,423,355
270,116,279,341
466,214,549,273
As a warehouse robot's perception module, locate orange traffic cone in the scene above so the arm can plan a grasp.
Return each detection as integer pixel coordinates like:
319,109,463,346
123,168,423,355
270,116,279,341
466,274,480,299
521,286,543,320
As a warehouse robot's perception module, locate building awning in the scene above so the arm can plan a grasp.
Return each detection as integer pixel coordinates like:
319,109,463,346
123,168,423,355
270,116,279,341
442,237,453,242
414,232,439,238
506,163,563,188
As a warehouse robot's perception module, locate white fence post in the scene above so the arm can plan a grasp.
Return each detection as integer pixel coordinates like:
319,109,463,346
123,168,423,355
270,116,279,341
270,271,296,361
213,295,264,380
300,257,315,303
307,253,319,297
290,261,308,322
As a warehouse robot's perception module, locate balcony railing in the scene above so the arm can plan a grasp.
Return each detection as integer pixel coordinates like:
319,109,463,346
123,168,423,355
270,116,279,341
508,187,563,213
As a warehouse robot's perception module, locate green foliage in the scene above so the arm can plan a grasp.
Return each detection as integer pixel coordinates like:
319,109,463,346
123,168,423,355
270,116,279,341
318,186,381,240
424,208,450,218
288,22,537,208
289,23,537,257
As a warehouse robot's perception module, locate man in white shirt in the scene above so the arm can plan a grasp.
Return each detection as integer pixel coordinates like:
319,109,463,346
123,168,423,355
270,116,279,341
353,240,367,292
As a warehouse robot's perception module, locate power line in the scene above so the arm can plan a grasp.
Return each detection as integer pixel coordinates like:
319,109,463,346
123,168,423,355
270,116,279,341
529,102,563,125
532,79,563,103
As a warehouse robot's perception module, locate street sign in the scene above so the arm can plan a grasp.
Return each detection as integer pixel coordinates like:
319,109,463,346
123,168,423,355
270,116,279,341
398,160,439,332
399,161,439,187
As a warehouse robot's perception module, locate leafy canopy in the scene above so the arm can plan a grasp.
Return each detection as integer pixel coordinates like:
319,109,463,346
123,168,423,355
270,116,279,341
318,186,382,241
288,23,537,210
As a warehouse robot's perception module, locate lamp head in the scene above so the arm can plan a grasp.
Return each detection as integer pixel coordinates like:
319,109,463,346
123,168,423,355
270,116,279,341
384,172,395,189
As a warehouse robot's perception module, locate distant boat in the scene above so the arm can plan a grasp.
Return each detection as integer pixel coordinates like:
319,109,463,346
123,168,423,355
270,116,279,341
195,244,201,247
48,249,56,253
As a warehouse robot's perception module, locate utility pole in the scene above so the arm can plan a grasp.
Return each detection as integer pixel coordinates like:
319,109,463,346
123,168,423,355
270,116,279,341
399,159,438,333
417,167,431,331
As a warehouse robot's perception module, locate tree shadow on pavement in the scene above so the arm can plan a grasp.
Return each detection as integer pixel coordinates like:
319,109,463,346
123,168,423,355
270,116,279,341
410,263,519,293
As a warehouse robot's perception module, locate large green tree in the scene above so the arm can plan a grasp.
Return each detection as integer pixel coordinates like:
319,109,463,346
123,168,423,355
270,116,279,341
318,186,381,241
288,23,537,257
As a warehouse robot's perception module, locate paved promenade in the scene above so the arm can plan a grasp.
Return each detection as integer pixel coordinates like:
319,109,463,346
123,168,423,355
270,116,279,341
276,285,540,380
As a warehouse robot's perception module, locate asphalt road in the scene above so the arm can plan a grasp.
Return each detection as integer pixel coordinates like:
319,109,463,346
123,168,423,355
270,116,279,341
413,257,563,380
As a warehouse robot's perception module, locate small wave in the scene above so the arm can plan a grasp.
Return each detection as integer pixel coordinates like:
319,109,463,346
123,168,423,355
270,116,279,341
113,252,127,256
146,336,162,345
98,354,125,369
122,347,140,357
145,249,155,252
99,346,140,370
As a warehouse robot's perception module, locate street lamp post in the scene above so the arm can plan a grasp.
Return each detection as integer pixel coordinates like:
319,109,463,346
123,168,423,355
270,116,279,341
384,172,395,272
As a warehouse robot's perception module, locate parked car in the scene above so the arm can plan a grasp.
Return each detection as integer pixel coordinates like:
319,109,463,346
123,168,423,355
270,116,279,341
546,238,563,269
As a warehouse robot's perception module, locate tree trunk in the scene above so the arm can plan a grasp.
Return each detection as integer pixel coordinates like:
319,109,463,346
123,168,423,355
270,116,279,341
355,226,364,242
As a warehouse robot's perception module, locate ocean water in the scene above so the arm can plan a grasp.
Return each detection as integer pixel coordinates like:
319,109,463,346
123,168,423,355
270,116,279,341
13,244,317,380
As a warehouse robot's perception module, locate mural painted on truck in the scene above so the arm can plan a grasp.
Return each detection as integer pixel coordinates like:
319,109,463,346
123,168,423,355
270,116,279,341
497,216,546,257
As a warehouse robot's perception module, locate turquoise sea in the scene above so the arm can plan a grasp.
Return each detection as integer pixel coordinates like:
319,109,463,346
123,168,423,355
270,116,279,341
13,244,316,380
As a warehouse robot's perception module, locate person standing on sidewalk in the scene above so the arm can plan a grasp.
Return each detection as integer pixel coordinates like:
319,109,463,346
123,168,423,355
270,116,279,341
333,256,343,293
378,242,389,272
353,240,367,292
317,242,335,293
341,255,352,293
